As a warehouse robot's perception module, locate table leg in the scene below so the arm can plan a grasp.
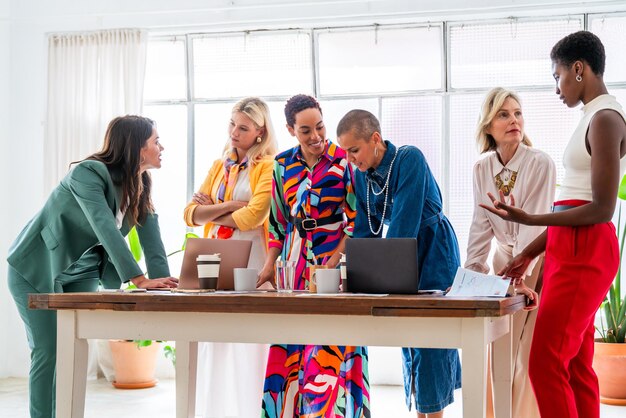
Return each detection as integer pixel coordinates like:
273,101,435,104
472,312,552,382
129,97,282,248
176,341,198,418
492,315,513,418
56,310,89,418
461,318,487,418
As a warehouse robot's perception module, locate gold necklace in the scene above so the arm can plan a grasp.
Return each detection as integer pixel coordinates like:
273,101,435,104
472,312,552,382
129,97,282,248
494,168,518,196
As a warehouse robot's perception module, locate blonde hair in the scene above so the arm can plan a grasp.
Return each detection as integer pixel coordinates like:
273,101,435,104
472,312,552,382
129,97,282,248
222,97,278,165
475,87,532,154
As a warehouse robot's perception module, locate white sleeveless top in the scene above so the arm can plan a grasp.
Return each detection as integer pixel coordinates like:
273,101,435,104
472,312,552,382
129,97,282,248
559,94,626,201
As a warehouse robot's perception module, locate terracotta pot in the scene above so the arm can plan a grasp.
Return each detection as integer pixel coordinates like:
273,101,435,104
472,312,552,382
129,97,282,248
593,339,626,406
108,340,160,389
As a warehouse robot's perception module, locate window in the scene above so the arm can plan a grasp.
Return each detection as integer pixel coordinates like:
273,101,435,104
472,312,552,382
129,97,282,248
143,12,626,267
449,18,582,89
317,25,443,95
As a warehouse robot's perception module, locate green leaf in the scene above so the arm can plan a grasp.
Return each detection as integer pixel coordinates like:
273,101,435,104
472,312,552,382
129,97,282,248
128,227,143,262
182,232,199,250
619,173,626,201
134,340,153,348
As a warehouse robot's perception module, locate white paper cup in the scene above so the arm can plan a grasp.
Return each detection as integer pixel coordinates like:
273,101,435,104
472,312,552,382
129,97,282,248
275,259,296,292
234,268,258,291
197,254,220,290
315,268,341,293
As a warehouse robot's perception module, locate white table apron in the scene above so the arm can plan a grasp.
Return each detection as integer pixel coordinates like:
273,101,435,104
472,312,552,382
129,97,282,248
55,309,513,418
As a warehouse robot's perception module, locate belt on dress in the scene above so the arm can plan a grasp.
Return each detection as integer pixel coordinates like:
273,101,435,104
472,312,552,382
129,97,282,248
289,213,345,238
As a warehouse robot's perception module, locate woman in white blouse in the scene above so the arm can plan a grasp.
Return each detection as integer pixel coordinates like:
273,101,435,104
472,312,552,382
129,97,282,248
465,87,556,418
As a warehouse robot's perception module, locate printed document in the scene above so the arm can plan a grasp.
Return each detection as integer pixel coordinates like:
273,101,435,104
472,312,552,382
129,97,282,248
446,267,512,297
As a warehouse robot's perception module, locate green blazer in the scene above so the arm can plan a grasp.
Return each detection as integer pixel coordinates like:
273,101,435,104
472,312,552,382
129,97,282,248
7,160,170,292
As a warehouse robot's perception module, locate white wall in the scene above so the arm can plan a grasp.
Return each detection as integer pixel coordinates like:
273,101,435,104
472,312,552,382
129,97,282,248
1,0,621,378
0,0,12,377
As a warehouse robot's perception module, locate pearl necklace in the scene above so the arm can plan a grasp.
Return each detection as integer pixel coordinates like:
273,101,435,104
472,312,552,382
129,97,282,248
366,148,398,235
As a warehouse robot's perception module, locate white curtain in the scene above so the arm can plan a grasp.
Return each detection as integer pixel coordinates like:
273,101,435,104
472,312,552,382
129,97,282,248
45,28,147,191
45,28,148,380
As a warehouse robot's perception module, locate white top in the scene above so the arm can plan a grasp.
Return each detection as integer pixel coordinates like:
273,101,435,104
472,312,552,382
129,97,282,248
207,169,267,270
465,144,556,277
559,94,626,201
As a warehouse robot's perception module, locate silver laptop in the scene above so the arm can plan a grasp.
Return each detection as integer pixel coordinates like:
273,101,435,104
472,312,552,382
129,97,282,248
345,238,419,294
178,238,252,290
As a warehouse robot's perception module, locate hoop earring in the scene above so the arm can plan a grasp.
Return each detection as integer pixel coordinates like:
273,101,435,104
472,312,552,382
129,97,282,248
374,146,379,158
256,136,262,143
140,156,145,164
576,74,582,82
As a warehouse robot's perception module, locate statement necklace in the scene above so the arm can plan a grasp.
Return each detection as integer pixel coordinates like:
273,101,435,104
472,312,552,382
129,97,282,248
366,148,398,235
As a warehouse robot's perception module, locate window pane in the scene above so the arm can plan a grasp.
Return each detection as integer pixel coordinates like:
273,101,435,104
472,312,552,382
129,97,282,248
194,103,235,194
516,90,580,188
142,105,188,266
381,96,443,183
448,94,483,262
319,98,379,143
449,18,582,89
266,100,296,154
317,26,442,95
591,15,626,83
193,31,312,99
144,39,187,101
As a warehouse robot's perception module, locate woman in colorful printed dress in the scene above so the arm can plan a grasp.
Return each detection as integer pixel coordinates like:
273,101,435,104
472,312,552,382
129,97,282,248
257,94,370,418
183,97,277,418
336,109,461,418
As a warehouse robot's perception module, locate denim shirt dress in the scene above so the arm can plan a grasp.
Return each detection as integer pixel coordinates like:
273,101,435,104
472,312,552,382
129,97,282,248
353,141,462,413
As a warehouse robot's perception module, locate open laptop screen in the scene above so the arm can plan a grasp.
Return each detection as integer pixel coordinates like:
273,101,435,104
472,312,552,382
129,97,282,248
345,238,419,294
178,238,252,290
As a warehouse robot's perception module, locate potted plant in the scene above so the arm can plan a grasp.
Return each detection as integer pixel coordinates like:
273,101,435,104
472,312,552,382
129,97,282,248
593,174,626,405
108,231,195,388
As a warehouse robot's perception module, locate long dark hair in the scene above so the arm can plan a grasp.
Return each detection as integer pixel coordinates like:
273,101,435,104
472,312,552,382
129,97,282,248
85,115,155,226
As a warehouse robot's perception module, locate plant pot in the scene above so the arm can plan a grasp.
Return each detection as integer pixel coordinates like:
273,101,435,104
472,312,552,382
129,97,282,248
593,339,626,405
109,340,160,389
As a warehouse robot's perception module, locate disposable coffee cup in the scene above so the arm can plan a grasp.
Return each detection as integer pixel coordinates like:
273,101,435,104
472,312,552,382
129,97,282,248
315,268,341,294
234,268,258,291
275,259,296,292
197,254,220,290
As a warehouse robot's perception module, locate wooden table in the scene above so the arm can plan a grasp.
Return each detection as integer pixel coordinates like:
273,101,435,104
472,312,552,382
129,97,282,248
29,291,525,418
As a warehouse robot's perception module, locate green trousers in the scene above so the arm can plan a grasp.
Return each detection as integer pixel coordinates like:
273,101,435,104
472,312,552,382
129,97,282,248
8,261,100,418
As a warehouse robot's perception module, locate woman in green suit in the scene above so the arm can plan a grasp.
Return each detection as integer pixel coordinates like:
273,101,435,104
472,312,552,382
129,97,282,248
7,115,178,418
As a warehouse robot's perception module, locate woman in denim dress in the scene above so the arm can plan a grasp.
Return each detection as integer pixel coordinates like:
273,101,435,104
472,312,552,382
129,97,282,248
337,109,461,417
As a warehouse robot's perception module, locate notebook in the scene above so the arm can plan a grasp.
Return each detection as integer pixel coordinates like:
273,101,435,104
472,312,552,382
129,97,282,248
178,238,252,290
345,238,419,294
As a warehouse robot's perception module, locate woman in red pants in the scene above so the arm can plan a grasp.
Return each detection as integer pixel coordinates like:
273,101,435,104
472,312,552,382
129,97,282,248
481,30,626,418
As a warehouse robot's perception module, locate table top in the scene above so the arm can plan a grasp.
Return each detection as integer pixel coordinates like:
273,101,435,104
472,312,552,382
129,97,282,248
29,291,526,318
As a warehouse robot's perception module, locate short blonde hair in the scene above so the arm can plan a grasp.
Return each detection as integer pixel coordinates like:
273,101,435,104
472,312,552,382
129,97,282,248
475,87,532,154
222,97,278,165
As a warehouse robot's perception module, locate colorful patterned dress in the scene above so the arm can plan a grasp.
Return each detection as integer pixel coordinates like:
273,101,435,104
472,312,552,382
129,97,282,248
262,141,370,418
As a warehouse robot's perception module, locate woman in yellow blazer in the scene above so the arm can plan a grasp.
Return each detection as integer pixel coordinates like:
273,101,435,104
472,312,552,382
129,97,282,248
183,97,277,418
7,115,178,418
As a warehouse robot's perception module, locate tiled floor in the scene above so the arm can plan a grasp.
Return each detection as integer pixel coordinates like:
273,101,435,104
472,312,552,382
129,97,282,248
1,377,625,417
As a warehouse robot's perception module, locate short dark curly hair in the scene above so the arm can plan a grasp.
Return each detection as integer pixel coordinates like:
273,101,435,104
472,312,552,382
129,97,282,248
284,94,322,127
550,30,605,76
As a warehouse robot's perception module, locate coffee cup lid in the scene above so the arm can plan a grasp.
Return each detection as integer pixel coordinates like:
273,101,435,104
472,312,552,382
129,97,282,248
197,253,220,261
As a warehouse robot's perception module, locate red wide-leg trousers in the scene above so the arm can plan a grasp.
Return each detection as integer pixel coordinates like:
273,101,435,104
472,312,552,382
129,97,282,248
529,200,619,418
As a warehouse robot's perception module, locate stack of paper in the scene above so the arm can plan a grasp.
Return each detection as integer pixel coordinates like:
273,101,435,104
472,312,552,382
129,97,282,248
446,267,512,297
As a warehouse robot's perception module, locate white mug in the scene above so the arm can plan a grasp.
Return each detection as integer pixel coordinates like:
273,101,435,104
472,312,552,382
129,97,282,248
234,268,258,291
315,268,341,294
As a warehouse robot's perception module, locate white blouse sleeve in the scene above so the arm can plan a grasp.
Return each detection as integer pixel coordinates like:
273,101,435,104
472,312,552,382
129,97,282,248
465,160,495,274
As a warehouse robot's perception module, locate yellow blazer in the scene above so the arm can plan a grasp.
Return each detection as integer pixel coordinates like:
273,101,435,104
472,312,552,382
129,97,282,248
183,155,274,243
